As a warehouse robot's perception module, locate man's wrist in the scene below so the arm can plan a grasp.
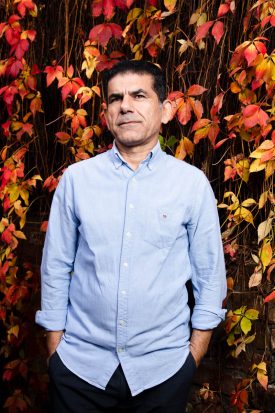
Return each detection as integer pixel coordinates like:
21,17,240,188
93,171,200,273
46,330,63,357
189,328,213,367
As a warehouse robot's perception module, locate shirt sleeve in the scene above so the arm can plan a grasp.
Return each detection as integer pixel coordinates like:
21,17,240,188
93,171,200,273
35,168,79,331
188,173,227,330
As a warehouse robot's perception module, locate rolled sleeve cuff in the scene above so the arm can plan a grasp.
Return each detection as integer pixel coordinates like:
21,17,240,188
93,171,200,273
35,309,67,331
191,306,227,330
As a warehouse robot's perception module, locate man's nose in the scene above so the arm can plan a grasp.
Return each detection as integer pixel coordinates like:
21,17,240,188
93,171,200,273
120,95,133,113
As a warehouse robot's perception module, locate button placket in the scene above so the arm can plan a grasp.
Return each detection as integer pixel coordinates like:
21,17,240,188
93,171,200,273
116,175,138,356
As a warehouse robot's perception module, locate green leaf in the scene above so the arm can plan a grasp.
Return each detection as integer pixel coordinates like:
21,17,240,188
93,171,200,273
227,331,236,346
245,309,259,320
240,317,252,334
234,306,247,315
244,333,256,344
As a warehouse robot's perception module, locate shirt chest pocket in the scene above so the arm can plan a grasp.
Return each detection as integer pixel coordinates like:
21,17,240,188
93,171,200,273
144,207,182,249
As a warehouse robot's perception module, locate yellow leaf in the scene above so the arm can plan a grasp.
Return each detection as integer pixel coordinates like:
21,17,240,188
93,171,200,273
20,189,29,206
249,158,266,173
234,207,254,225
8,325,19,338
240,317,252,334
248,269,262,288
76,109,88,117
241,198,256,207
236,159,250,182
189,11,200,25
260,242,272,268
259,191,268,209
8,185,19,203
19,214,26,229
257,365,268,390
197,13,207,26
164,0,177,12
126,7,143,23
31,175,42,181
258,218,273,243
13,230,27,240
245,309,259,320
265,160,275,179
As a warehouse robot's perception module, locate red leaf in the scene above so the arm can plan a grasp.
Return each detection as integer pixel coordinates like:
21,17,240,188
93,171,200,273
167,91,184,101
14,38,29,59
212,21,224,45
242,105,269,129
217,3,230,17
43,175,58,192
7,58,23,78
91,0,103,17
89,24,112,47
264,291,275,303
44,65,63,87
189,98,203,120
210,92,224,119
187,84,207,96
61,82,72,101
1,227,14,244
195,21,214,43
208,122,220,145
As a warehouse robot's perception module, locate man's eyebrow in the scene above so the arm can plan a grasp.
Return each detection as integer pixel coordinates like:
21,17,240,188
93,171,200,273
108,92,123,101
108,89,149,101
130,89,148,96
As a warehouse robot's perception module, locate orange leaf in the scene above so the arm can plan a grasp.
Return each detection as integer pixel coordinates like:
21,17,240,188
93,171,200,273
55,132,71,144
187,84,207,96
40,220,48,232
177,99,192,125
264,290,275,303
191,118,211,132
175,137,194,160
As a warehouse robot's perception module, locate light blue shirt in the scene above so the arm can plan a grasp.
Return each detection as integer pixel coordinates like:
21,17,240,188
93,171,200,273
36,141,227,396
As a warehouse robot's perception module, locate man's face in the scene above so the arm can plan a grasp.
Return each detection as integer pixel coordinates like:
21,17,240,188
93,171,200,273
104,72,170,149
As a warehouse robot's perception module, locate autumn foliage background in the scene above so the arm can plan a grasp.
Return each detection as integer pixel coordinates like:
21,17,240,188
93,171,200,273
0,0,274,412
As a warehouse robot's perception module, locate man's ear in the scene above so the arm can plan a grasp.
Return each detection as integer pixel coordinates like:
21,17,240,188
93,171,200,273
161,99,174,125
102,101,109,129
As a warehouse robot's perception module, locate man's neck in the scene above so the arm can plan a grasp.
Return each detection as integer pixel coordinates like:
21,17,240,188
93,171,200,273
115,139,158,171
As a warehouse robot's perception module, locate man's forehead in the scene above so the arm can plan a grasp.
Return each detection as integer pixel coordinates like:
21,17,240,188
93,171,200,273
107,72,155,94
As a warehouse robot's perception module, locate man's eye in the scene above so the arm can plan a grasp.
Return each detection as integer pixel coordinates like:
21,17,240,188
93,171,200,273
109,97,120,103
136,94,145,99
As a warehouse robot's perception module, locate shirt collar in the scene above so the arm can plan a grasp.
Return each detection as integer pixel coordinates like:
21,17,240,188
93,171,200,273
110,140,164,171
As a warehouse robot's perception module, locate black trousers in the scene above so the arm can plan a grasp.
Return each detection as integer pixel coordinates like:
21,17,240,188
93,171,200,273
48,352,197,413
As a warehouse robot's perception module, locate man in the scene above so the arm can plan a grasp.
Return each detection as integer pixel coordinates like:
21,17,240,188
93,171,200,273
36,60,227,413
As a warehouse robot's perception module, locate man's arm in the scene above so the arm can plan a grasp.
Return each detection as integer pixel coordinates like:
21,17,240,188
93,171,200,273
187,173,227,362
189,329,213,367
46,331,64,358
35,168,79,337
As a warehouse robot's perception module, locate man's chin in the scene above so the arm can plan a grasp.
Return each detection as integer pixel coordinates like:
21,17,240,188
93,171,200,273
115,136,146,148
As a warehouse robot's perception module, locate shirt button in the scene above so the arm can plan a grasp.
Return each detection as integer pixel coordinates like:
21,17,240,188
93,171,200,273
123,262,128,267
132,177,137,183
118,347,125,353
121,290,127,295
129,203,134,209
126,231,131,237
119,320,126,326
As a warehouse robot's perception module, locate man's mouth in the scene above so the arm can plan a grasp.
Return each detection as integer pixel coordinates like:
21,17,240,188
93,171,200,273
117,120,141,126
